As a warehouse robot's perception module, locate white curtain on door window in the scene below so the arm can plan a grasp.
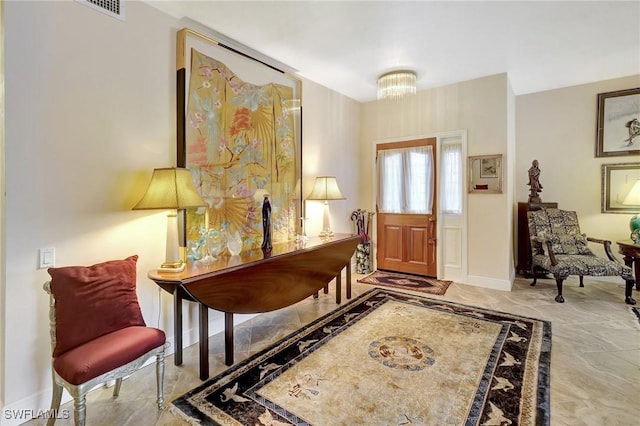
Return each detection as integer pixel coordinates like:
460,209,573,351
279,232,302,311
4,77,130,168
377,146,433,214
440,142,463,214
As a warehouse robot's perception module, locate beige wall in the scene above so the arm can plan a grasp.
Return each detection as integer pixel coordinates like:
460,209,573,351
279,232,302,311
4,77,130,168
3,1,179,410
361,73,515,288
300,80,362,237
516,75,640,259
1,0,360,417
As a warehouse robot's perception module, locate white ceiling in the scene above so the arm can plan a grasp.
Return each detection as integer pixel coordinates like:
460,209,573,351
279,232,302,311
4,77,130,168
146,1,640,102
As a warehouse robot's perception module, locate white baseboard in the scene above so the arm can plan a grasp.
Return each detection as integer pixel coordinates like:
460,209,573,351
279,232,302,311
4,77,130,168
463,274,513,291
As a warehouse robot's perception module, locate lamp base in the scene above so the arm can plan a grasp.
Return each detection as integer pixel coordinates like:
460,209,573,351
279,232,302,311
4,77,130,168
165,212,181,263
319,229,334,239
631,214,640,244
318,201,334,239
157,261,186,273
159,212,184,272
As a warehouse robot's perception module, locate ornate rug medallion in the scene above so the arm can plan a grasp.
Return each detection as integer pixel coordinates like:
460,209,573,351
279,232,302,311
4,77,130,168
368,336,435,371
358,270,452,296
170,288,551,425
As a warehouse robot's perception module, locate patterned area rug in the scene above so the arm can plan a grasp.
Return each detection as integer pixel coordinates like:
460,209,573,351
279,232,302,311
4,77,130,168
358,270,452,296
170,288,551,425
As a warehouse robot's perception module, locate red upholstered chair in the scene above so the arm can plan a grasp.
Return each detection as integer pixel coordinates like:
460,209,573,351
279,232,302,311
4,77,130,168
43,255,168,426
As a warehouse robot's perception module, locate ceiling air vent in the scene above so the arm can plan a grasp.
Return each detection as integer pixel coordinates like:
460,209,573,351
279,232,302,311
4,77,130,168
76,0,125,21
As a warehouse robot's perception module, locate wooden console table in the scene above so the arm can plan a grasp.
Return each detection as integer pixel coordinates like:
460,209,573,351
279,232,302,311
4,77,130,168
617,240,640,291
148,233,359,380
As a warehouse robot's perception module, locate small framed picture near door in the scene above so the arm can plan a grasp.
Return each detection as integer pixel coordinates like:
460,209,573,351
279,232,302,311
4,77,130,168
469,154,502,193
596,87,640,157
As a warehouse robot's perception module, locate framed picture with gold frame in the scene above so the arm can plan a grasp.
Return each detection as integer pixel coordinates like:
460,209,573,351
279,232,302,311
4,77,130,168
468,154,502,193
601,162,640,213
176,28,303,252
596,88,640,157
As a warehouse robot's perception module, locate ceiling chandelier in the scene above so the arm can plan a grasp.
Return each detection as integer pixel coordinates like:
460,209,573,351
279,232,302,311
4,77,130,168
377,70,417,100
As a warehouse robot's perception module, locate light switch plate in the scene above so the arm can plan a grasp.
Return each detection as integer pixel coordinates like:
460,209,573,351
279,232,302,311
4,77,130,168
39,247,55,269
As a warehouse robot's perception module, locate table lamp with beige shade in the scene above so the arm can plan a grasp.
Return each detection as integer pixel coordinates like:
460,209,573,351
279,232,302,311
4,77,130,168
306,176,346,238
133,168,207,272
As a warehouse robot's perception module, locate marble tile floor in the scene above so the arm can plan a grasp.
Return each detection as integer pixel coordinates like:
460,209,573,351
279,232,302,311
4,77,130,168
26,274,640,425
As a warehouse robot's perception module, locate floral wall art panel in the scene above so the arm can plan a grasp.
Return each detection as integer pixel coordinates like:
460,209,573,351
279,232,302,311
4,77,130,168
177,29,302,252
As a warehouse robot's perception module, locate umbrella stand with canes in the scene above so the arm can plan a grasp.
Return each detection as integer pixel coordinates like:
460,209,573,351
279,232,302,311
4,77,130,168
351,209,374,274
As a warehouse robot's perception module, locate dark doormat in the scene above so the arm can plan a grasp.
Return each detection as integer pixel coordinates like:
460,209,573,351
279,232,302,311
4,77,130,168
357,270,452,296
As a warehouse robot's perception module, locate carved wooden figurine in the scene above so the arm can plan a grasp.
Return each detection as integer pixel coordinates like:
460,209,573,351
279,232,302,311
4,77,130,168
527,159,543,203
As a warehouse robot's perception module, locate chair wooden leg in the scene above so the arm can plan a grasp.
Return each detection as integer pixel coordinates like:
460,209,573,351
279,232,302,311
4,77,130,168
554,278,565,303
113,378,122,398
579,276,584,287
530,267,538,286
625,279,637,305
74,394,87,426
47,380,63,426
156,353,166,409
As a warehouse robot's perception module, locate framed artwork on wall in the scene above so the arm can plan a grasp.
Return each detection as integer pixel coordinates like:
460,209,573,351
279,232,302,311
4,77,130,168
596,87,640,157
176,28,303,253
468,154,502,193
601,162,640,213
479,157,499,178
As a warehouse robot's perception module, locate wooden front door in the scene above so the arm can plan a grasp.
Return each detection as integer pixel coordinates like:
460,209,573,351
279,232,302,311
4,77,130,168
376,138,437,277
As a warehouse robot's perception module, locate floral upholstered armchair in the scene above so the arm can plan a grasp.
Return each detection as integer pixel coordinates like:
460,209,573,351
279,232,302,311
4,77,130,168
527,208,636,305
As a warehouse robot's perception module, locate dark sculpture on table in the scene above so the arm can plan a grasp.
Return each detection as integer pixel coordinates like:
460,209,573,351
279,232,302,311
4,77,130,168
527,160,543,204
261,194,272,252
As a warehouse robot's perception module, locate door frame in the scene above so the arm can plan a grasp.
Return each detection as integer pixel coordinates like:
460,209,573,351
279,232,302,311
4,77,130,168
371,130,467,281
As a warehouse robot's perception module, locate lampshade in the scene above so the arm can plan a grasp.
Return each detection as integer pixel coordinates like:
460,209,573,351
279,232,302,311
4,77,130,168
377,70,417,100
306,176,346,201
622,179,640,207
133,168,207,210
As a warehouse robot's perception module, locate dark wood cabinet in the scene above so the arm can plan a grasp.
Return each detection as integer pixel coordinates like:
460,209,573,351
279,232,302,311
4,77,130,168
516,201,558,275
